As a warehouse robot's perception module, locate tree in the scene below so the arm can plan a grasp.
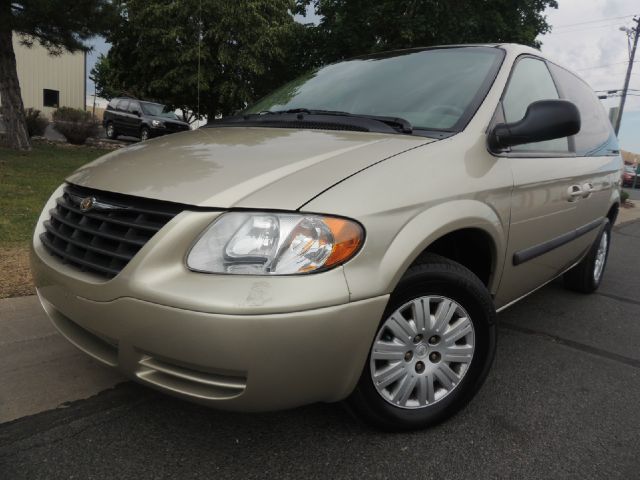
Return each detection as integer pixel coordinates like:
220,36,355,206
94,0,559,121
93,0,302,121
300,0,558,64
0,1,116,150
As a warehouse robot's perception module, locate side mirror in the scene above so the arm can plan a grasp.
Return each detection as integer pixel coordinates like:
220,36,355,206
489,100,580,151
132,110,141,117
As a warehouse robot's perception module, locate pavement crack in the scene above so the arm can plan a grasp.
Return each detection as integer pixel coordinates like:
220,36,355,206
500,322,640,370
595,291,640,307
612,230,640,239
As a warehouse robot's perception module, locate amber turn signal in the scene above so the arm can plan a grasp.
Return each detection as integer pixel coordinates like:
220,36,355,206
323,217,364,268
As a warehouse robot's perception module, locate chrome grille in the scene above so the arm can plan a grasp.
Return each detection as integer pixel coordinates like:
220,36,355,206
40,184,183,279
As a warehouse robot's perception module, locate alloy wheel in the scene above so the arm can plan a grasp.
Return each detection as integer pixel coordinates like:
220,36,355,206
593,230,609,283
370,296,475,409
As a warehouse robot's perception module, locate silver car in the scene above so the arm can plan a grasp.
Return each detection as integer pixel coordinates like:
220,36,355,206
32,44,622,430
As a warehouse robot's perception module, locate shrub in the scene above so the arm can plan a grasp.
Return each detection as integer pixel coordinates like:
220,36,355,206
52,107,98,145
24,108,49,137
621,190,629,204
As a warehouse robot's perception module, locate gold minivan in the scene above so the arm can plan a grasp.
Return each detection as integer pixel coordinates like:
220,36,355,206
32,44,622,430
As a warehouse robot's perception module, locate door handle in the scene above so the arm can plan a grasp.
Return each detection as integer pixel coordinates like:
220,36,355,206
581,182,594,198
567,185,583,202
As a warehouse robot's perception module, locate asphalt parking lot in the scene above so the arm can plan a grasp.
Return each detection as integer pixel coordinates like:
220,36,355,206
1,220,639,479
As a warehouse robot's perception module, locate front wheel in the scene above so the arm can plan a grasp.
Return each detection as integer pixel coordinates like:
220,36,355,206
140,127,150,141
563,219,611,293
105,122,117,139
348,254,497,431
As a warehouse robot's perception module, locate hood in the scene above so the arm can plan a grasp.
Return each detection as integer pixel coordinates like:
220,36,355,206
148,115,189,127
66,127,433,209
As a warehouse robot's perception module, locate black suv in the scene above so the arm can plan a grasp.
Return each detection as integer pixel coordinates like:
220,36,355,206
103,98,190,141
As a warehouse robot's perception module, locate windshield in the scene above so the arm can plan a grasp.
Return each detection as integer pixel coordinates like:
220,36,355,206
244,47,504,131
140,102,179,120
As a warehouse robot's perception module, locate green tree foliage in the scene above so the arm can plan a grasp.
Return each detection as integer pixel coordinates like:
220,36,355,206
300,0,558,64
93,0,302,121
0,1,116,150
95,0,558,120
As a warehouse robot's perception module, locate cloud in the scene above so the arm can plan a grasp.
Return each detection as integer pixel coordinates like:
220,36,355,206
538,0,639,111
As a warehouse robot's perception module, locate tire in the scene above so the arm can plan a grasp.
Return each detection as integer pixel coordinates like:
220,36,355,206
348,254,497,431
563,219,611,293
140,127,150,141
105,122,117,140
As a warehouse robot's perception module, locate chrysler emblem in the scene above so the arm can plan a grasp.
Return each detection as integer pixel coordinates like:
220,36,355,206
79,196,96,212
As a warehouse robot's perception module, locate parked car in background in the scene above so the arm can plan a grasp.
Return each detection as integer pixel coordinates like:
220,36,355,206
622,164,639,188
103,98,190,141
33,44,622,431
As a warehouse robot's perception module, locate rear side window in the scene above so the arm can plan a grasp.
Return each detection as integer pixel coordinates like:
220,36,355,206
502,57,568,153
107,98,119,110
548,64,617,156
116,99,129,111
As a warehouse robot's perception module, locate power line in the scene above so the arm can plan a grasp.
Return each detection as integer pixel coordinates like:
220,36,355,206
595,88,640,92
553,14,637,29
576,61,638,71
547,23,631,35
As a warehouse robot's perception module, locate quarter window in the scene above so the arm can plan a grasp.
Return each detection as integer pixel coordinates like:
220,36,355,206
548,63,617,156
502,57,568,152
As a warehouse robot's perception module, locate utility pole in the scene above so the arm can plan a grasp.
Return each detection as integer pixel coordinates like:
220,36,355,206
615,16,639,135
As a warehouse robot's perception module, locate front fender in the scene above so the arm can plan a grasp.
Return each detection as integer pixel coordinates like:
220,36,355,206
342,200,508,302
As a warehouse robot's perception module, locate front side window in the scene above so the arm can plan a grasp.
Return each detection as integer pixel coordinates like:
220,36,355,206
128,101,141,114
502,57,568,153
244,47,504,132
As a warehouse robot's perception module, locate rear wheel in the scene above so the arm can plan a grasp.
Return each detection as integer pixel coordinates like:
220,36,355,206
348,254,497,431
105,122,117,139
563,219,611,293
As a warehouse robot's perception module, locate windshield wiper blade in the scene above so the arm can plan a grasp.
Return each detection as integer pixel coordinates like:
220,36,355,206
268,109,413,134
353,114,413,134
239,108,413,134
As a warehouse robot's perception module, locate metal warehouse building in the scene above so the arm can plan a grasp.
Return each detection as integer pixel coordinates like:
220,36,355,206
1,33,85,118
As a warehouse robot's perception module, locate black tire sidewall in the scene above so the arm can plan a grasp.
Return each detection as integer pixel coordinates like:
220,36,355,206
351,262,496,430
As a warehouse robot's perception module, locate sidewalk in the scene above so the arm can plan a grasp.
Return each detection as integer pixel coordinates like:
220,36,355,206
618,203,640,224
0,295,124,422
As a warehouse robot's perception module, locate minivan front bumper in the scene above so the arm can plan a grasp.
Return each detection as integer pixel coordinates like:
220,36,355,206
31,190,388,410
34,283,387,411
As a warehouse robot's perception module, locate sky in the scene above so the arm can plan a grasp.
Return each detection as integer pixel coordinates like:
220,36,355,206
537,0,639,152
86,1,639,151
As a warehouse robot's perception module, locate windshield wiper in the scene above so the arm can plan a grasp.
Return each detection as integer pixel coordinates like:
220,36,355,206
261,108,414,134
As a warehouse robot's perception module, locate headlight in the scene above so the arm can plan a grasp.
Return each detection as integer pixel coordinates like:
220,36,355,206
187,212,364,275
151,120,165,128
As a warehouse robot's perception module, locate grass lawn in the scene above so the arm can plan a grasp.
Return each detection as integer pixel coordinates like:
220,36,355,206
0,141,108,298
